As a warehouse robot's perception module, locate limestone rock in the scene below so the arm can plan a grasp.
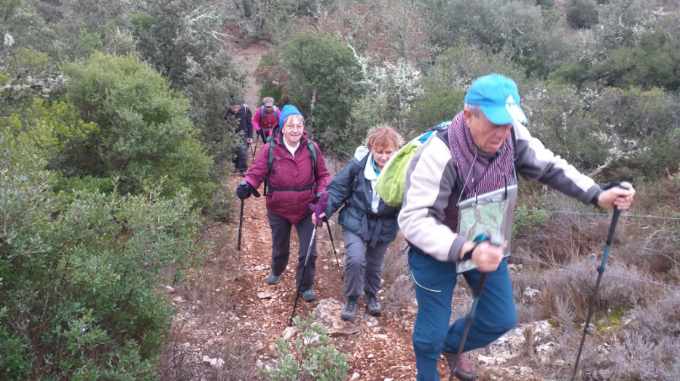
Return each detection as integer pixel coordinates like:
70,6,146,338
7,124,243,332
314,298,360,337
201,355,224,369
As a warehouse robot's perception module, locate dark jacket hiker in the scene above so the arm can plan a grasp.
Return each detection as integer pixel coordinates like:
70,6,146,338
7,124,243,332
320,126,404,321
325,148,400,247
224,101,253,174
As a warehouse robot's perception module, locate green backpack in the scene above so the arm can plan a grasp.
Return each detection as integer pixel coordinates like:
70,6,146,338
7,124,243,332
375,121,450,207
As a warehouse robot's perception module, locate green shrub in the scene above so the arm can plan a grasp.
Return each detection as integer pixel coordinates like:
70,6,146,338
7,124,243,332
525,83,680,179
513,205,549,237
62,52,215,206
0,122,201,378
280,32,365,156
0,308,30,381
566,0,599,29
406,42,524,132
265,316,348,381
419,0,577,78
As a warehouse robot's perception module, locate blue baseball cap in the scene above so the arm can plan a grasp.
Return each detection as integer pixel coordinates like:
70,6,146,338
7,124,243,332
464,74,528,126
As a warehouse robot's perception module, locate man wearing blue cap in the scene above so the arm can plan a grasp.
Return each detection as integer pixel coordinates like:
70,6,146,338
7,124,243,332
398,74,636,380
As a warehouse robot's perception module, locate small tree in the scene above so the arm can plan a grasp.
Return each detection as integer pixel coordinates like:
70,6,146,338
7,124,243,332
281,32,365,155
62,52,214,205
566,0,599,29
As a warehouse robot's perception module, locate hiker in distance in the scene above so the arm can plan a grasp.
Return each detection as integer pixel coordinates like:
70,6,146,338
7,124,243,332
224,98,253,176
311,126,405,321
236,104,331,302
252,96,280,144
398,73,636,381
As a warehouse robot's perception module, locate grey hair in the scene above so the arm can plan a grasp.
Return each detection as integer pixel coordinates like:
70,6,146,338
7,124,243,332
463,104,481,116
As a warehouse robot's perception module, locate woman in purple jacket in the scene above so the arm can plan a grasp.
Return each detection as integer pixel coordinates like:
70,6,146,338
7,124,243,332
236,105,331,302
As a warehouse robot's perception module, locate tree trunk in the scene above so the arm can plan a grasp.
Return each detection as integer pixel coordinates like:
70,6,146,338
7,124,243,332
309,88,317,129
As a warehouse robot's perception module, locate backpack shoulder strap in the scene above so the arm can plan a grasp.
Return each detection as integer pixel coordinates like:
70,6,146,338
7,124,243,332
351,152,369,192
259,106,266,124
267,140,276,176
307,140,317,182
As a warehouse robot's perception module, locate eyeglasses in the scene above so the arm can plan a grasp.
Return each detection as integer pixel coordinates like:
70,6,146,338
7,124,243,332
286,123,304,130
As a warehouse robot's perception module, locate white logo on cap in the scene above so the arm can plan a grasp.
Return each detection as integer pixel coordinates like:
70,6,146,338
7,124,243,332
506,95,527,127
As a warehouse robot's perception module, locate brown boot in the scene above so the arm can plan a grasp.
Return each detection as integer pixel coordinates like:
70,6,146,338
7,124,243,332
443,352,476,381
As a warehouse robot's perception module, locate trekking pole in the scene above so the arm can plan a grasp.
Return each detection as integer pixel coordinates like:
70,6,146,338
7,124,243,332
455,273,489,358
571,184,629,380
236,186,260,256
325,221,344,279
453,233,494,369
237,199,245,255
289,224,317,326
252,138,259,158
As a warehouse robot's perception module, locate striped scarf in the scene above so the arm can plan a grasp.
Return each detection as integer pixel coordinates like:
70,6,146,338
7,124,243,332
447,112,515,200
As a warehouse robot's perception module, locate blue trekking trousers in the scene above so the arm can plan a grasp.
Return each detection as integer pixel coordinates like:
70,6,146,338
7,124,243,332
408,246,517,381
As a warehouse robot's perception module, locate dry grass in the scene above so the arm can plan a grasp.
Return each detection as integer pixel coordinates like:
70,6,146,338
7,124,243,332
510,178,680,379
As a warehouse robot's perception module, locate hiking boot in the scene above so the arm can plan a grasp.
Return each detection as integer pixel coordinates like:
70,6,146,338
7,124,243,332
341,297,358,321
265,273,281,285
301,289,316,302
444,352,476,381
366,294,381,316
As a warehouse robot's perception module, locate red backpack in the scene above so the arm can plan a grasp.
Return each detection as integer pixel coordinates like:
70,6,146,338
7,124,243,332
258,105,279,133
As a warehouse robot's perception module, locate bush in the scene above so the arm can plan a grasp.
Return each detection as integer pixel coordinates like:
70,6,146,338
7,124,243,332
513,205,549,237
537,259,660,322
0,122,201,379
583,290,680,380
407,42,524,132
590,26,680,92
265,316,348,381
62,52,215,206
419,0,578,78
0,308,30,380
280,32,365,156
524,83,609,173
566,0,599,29
525,83,680,179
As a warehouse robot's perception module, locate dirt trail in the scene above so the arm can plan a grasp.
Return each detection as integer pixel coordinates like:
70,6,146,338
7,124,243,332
228,41,269,109
159,40,464,380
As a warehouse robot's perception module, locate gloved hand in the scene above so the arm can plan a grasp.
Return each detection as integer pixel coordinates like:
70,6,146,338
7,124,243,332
309,191,329,226
236,180,258,200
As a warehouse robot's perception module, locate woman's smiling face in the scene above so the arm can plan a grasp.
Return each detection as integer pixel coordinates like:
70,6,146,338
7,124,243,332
282,115,305,145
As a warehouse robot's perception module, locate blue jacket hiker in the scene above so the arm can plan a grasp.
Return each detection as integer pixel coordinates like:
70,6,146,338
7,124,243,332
398,74,637,381
314,126,404,321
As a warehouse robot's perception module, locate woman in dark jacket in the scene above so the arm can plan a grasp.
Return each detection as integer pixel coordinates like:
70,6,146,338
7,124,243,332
236,105,331,302
313,126,404,321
